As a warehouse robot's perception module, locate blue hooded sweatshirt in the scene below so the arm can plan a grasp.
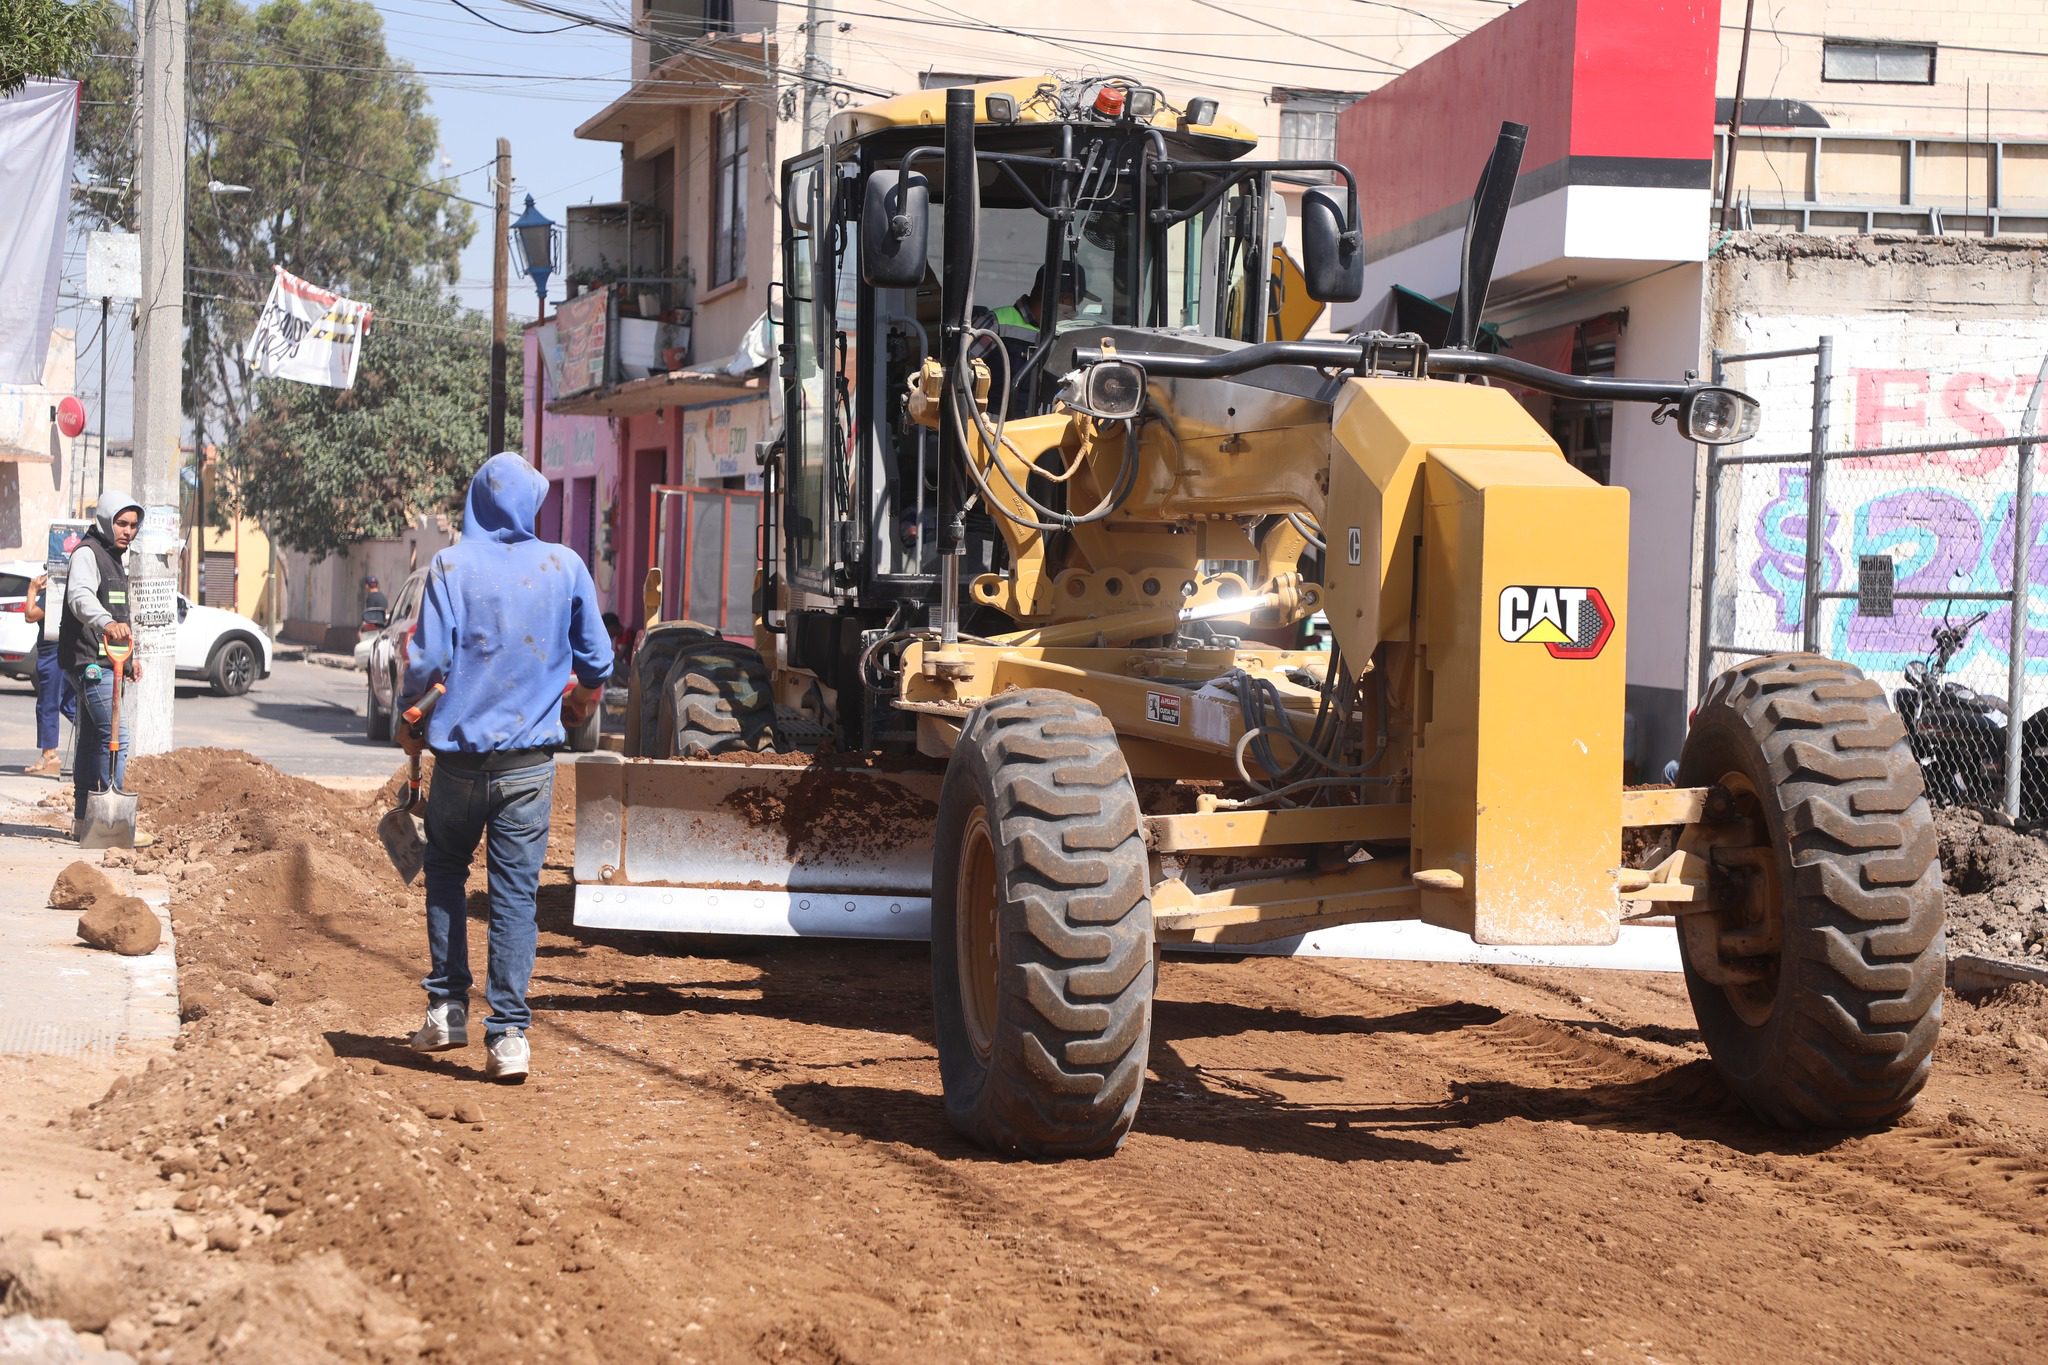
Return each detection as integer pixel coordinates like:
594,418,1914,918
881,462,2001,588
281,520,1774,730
402,452,614,753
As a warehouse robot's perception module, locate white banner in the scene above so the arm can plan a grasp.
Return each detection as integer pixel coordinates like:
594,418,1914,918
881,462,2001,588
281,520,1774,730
243,267,373,389
0,81,77,385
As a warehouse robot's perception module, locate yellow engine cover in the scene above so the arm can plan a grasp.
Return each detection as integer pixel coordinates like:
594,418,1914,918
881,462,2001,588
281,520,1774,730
1414,447,1628,944
1323,377,1627,945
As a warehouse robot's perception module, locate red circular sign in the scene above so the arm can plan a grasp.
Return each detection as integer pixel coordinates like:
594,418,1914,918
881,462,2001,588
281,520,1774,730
56,395,87,439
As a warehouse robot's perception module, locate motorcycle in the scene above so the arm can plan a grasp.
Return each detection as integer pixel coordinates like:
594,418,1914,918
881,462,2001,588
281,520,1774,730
1893,606,2048,822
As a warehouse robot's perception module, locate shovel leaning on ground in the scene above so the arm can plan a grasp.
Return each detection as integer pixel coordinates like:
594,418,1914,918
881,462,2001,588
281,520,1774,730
77,640,138,849
377,682,444,885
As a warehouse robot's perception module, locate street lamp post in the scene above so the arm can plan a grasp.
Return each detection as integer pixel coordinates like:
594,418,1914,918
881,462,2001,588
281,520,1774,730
510,195,559,323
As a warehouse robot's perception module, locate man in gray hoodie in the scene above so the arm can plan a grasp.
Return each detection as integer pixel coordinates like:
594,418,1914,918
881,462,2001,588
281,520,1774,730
59,490,145,840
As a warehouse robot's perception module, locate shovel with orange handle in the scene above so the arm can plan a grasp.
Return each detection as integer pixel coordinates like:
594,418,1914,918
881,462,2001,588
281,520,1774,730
77,638,138,849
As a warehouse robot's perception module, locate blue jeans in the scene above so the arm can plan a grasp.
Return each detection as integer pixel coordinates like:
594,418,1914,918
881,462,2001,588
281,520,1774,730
33,643,75,750
70,667,130,821
421,758,555,1040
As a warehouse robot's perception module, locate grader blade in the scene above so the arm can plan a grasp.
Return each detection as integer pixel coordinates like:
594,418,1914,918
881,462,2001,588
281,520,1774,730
571,756,942,939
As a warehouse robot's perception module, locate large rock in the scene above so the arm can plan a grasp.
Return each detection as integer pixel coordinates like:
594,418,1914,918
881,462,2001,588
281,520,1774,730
47,862,118,913
76,898,161,957
0,1239,129,1335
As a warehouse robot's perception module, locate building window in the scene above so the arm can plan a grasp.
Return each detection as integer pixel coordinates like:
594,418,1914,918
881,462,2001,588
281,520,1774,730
919,72,1002,89
1821,40,1936,84
1273,89,1360,179
711,102,748,288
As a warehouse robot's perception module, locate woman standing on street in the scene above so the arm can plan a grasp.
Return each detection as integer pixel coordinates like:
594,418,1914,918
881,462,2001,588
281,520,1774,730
20,571,76,775
58,490,144,840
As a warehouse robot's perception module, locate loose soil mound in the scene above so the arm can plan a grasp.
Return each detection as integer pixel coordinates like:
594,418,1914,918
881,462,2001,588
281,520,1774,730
1936,807,2048,961
127,749,345,831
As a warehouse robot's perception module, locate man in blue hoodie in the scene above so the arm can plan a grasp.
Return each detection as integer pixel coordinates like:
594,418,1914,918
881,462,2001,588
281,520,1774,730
399,453,614,1082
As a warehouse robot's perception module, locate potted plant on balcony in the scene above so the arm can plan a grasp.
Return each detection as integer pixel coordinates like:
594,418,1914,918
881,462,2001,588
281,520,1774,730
565,257,624,300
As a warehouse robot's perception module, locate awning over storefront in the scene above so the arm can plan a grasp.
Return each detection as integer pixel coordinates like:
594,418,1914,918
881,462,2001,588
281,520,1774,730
547,367,764,419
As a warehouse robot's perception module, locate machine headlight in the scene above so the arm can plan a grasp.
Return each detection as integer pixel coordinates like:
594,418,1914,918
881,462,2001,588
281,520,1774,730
1059,359,1147,420
1681,386,1761,445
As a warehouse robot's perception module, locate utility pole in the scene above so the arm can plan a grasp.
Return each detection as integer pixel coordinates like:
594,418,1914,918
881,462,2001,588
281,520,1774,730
488,138,510,455
1718,0,1758,231
95,295,108,506
800,1,833,151
129,0,187,758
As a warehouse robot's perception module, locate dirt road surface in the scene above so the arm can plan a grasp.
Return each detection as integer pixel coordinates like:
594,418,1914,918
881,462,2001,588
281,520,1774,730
6,749,2047,1363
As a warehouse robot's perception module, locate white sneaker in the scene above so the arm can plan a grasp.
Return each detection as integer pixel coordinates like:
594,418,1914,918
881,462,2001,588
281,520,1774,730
406,1001,468,1052
485,1029,530,1083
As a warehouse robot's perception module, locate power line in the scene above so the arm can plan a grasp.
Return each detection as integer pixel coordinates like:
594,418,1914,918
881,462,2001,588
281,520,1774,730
444,0,589,34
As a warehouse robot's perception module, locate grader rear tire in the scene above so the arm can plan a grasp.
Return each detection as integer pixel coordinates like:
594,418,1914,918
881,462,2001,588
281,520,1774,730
931,691,1154,1158
1676,654,1944,1130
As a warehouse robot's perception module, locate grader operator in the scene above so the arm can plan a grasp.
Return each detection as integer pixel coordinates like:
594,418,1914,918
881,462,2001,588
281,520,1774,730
574,78,1944,1158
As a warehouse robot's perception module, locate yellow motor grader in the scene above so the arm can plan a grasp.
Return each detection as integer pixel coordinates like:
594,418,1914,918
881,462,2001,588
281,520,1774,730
573,78,1943,1157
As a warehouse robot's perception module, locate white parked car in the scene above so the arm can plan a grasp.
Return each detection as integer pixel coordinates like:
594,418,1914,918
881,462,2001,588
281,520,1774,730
2,563,270,696
175,595,272,696
1,558,47,682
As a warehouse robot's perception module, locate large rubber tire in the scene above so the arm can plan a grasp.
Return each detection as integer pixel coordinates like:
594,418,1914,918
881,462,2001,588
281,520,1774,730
931,691,1154,1158
1676,654,1944,1130
365,675,392,742
622,623,709,758
208,637,260,697
656,637,776,758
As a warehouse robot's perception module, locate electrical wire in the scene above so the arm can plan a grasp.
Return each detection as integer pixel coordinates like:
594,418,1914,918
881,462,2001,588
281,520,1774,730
445,0,589,34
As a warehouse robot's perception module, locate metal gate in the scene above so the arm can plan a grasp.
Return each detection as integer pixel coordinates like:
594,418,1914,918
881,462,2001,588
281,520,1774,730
648,483,762,640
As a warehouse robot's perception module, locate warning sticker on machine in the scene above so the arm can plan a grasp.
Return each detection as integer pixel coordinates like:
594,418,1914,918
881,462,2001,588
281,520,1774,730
1145,691,1182,726
1498,585,1614,660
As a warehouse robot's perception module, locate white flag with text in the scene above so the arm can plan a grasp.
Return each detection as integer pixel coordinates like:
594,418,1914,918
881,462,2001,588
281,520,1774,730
243,267,373,389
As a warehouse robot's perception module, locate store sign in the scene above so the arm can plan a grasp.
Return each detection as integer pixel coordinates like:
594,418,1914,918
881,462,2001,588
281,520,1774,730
555,287,610,397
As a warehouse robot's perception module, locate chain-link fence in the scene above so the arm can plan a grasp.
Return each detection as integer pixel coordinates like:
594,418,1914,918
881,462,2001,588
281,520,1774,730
1699,337,2048,822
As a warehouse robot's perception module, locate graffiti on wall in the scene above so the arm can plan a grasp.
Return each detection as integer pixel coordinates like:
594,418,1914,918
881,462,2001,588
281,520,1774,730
1729,332,2048,699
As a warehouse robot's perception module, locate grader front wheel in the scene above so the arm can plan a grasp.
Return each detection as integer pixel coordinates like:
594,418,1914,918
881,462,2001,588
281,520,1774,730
931,691,1154,1158
1676,654,1945,1130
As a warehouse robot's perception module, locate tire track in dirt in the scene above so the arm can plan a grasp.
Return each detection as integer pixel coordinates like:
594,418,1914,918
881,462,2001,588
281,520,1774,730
671,996,1427,1364
1253,959,2048,1313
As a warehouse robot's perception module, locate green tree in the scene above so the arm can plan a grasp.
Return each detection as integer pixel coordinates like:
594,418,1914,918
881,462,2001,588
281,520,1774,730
231,286,519,558
0,0,111,96
73,0,475,499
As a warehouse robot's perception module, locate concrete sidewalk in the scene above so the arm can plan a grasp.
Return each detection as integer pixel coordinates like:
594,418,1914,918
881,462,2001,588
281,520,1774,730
0,771,178,1060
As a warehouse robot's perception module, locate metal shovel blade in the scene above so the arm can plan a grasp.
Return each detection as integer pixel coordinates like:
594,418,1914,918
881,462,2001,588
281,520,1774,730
77,788,138,849
378,800,427,886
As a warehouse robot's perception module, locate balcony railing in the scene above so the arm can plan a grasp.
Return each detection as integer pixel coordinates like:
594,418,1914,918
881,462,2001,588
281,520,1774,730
1715,127,2048,237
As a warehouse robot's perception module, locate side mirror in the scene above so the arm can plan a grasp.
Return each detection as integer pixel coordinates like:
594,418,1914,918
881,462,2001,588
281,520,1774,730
1300,184,1363,303
861,171,930,289
1678,386,1762,445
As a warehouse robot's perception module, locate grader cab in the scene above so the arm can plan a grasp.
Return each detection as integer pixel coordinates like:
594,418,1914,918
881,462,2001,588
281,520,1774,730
574,78,1945,1157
